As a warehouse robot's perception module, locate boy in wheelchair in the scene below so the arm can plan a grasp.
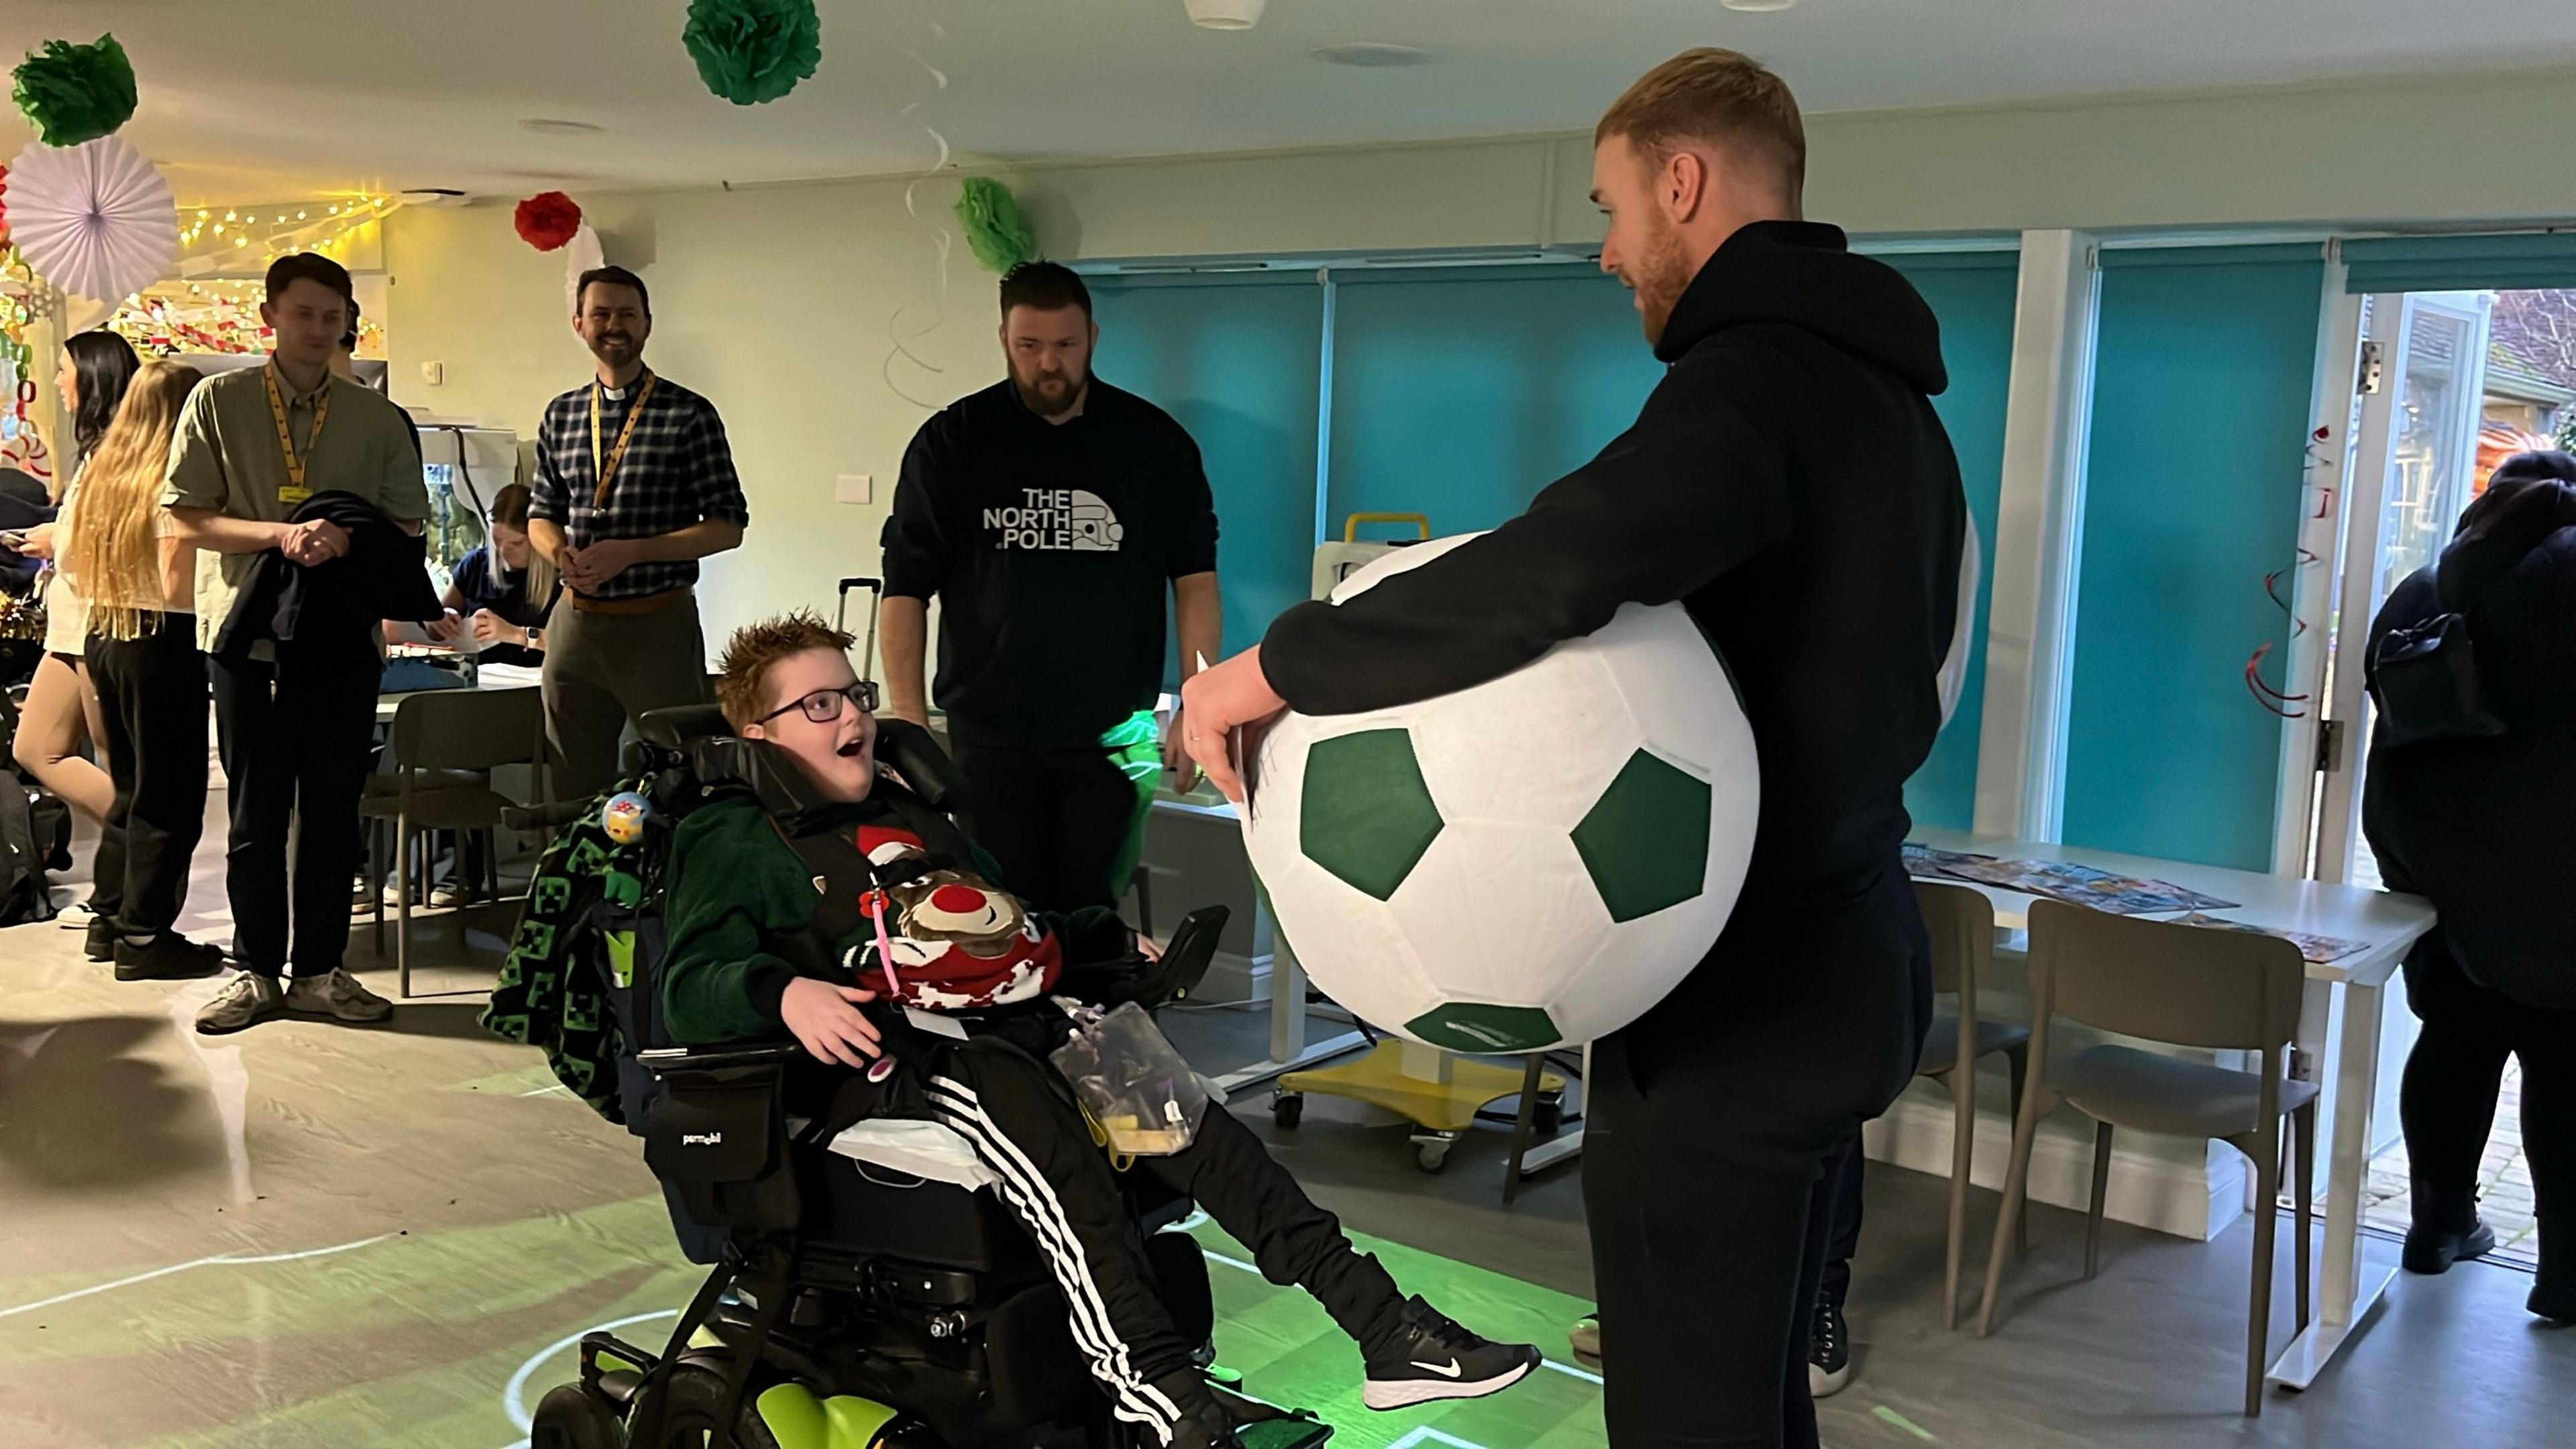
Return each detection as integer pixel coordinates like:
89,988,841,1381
660,612,1538,1448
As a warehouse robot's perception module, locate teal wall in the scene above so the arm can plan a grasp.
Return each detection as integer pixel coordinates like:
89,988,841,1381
1090,278,1326,688
2063,246,2324,869
1884,252,2021,834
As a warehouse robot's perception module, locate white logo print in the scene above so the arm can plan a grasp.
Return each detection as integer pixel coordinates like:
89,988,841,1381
1411,1358,1462,1377
681,1132,724,1146
983,488,1124,553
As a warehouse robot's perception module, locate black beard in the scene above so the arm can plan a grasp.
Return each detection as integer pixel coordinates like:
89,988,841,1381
1014,374,1084,419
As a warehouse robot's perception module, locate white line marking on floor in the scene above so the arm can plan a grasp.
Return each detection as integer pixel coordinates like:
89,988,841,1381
517,1084,570,1097
0,1232,394,1320
1389,1428,1489,1448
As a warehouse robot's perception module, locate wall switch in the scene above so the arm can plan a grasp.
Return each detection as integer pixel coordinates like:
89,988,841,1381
836,474,872,505
419,361,444,386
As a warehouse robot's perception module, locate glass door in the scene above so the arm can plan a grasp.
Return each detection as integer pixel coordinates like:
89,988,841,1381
2313,290,2493,890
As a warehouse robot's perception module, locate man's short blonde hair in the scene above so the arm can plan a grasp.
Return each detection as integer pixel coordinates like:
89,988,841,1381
1596,48,1805,203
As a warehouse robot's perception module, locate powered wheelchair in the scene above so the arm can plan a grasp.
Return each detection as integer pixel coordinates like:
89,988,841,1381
523,704,1331,1449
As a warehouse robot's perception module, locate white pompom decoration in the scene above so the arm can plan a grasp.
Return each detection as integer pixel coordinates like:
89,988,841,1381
7,136,177,304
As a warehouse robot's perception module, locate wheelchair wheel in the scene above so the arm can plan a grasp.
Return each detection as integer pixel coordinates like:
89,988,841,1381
631,1360,784,1449
529,1384,623,1449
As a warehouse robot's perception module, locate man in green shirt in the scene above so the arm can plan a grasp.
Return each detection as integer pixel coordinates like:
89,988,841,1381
165,253,429,1035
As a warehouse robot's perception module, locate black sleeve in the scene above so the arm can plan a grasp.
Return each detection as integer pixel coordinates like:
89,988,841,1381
1167,425,1218,579
1260,350,1790,715
880,421,951,602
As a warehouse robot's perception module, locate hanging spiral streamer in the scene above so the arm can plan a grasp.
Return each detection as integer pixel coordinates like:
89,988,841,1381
881,18,957,410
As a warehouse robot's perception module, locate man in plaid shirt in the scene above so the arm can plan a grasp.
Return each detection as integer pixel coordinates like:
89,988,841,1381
527,266,750,796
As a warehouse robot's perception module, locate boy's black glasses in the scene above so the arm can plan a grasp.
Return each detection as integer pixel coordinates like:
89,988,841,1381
756,680,881,726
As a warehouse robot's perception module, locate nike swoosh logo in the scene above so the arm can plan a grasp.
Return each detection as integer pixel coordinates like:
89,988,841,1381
1411,1358,1462,1377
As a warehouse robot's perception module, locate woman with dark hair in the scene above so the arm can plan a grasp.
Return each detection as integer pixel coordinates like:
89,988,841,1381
9,330,143,941
63,331,145,474
2363,449,2576,1324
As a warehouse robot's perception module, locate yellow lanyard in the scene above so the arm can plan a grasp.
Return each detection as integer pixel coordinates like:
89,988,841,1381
588,371,658,508
264,365,329,505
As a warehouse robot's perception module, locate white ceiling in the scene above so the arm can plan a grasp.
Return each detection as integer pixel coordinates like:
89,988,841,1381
13,0,2576,205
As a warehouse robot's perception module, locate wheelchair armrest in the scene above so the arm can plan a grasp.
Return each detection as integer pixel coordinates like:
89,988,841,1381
637,1041,805,1075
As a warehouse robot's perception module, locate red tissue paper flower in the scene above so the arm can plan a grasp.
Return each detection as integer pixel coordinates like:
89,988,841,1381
513,191,582,252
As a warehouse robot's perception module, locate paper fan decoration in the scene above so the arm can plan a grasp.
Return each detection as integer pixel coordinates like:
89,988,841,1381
682,0,822,106
513,190,582,252
6,136,175,303
563,222,604,317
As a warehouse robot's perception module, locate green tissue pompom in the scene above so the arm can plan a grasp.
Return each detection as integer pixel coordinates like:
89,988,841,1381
955,177,1038,275
682,0,822,107
13,34,139,147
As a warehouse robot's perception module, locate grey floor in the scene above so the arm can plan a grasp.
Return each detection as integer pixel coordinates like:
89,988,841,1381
1162,1003,2573,1449
5,796,2567,1448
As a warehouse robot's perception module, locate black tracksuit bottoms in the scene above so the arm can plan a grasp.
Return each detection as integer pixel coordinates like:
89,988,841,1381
2400,939,2573,1281
1585,865,1931,1449
85,614,208,936
209,635,384,977
953,743,1142,916
851,1005,1403,1446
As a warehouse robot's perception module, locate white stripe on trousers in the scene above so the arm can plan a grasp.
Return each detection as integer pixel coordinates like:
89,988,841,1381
928,1075,1186,1442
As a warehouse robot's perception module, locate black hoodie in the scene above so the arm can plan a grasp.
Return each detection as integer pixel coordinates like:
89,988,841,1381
2363,469,2576,1010
1263,221,1969,924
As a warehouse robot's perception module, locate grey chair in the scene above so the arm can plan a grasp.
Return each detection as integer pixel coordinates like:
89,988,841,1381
362,686,547,998
1913,881,2033,1329
1975,899,2317,1417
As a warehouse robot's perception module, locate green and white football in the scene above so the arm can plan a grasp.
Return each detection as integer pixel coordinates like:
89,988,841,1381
1240,534,1758,1053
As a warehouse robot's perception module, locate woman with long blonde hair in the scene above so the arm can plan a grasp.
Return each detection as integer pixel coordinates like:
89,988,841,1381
59,360,225,979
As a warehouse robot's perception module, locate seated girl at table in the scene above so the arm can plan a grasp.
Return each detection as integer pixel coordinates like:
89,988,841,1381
430,483,557,667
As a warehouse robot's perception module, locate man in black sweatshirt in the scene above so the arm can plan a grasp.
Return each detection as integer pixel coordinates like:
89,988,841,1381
1183,50,1962,1449
880,262,1222,915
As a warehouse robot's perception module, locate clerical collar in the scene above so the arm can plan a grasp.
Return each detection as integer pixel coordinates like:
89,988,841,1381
600,384,629,402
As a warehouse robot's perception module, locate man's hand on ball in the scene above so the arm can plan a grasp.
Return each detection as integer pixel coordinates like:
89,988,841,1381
1177,646,1285,805
781,977,882,1068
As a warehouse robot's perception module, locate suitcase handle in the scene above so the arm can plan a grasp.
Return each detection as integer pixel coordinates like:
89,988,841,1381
837,578,883,684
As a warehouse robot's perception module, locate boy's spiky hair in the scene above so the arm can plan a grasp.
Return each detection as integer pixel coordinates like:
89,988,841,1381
715,610,855,730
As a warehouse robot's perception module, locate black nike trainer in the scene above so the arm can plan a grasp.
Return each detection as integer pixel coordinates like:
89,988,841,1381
1362,1295,1542,1411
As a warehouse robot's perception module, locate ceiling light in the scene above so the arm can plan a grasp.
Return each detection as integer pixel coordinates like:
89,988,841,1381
1313,42,1432,68
521,117,605,136
1185,0,1264,30
1721,0,1800,10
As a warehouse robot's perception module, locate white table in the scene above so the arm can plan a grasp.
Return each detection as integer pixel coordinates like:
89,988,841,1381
1912,829,2436,1391
374,659,543,725
1148,792,1373,1093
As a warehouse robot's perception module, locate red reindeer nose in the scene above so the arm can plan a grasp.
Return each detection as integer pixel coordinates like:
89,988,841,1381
929,884,988,915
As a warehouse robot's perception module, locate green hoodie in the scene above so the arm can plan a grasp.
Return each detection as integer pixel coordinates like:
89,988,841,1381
661,793,1133,1044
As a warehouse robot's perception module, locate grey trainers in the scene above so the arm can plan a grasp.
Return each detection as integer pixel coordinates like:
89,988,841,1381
285,967,393,1023
197,972,286,1034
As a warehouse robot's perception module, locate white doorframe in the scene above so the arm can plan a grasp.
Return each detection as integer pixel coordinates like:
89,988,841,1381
1972,229,2100,843
2312,290,2496,886
2271,260,2364,878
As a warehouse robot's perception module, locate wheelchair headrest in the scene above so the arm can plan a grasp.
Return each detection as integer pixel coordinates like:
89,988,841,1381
639,703,731,753
680,716,965,828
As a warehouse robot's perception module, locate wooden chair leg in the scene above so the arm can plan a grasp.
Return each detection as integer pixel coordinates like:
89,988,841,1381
2245,1129,2282,1417
1977,1075,2043,1337
2293,1102,2316,1334
2085,1120,2114,1281
1945,1063,1974,1330
2004,1040,2033,1256
396,816,413,1001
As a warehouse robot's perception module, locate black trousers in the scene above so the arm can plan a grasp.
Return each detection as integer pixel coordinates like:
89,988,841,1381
1585,867,1931,1449
85,615,208,936
210,636,383,977
850,1005,1402,1445
2400,937,2573,1281
1816,1132,1866,1313
954,743,1142,916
